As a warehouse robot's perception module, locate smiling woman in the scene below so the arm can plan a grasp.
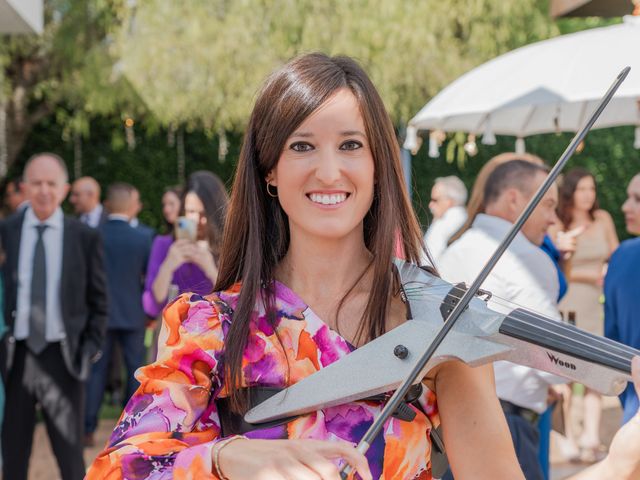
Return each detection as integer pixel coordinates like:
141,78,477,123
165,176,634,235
85,51,521,480
267,89,375,243
84,53,640,480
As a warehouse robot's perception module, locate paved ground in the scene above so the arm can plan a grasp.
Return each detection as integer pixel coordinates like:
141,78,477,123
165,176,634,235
23,396,624,479
550,395,622,480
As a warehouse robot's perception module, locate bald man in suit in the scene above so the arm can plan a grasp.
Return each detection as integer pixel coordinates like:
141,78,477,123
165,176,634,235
0,153,107,480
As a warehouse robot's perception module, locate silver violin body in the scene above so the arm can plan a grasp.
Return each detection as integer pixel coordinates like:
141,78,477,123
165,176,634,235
246,260,637,425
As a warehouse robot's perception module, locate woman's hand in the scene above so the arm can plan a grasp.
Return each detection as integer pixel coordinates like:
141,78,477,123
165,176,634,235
572,356,640,480
555,225,585,260
599,356,640,478
185,241,219,283
165,239,195,273
216,438,372,480
152,239,195,304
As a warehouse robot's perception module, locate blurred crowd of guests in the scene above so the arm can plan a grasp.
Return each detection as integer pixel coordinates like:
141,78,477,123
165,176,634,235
0,150,638,479
423,155,640,480
0,153,228,479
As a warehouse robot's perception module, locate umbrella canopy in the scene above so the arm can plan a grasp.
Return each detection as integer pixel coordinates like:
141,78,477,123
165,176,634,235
551,0,638,18
407,15,640,152
0,0,43,34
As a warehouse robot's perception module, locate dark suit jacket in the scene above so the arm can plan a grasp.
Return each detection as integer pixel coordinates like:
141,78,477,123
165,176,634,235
98,207,109,227
99,219,151,330
0,210,108,381
78,205,109,228
134,221,156,242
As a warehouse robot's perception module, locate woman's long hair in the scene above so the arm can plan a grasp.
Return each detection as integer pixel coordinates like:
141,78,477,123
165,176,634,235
181,171,229,260
163,185,183,234
215,53,427,413
557,167,598,229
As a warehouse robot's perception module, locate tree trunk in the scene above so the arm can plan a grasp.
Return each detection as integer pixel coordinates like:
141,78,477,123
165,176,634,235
0,99,7,178
3,91,52,178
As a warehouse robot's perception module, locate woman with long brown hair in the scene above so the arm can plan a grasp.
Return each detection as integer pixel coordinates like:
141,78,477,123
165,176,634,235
86,54,640,480
550,167,619,462
142,171,229,319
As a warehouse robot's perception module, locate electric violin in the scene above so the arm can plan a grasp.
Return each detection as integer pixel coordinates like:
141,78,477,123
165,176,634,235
245,66,633,478
246,259,638,425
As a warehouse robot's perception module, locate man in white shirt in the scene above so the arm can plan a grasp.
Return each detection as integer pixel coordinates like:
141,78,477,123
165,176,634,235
439,159,563,480
69,176,106,228
423,176,467,265
0,154,107,480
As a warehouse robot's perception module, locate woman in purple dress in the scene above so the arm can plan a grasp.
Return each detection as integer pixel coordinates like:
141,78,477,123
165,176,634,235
143,171,229,318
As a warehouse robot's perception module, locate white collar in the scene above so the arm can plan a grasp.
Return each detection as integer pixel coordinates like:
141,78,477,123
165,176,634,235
441,205,466,220
471,213,534,249
108,214,130,222
24,206,64,230
88,204,103,217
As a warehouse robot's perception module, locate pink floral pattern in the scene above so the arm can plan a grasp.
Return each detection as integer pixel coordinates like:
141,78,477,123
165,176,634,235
86,282,439,479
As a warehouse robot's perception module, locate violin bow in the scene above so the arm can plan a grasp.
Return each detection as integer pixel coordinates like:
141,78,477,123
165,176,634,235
246,67,631,479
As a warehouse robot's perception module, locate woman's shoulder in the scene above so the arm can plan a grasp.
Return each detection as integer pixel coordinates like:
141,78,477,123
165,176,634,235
152,233,173,246
162,284,243,338
150,233,173,255
593,209,614,223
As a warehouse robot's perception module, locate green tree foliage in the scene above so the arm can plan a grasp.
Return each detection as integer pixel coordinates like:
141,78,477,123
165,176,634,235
113,0,556,129
0,0,144,174
20,115,239,230
8,0,640,241
412,127,640,241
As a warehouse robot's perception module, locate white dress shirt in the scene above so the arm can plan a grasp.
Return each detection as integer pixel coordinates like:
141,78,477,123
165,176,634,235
15,207,66,342
438,213,565,413
423,206,467,266
82,204,103,228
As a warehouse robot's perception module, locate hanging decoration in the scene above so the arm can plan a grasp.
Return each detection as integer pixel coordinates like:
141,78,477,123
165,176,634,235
124,117,136,151
428,130,445,158
402,125,419,153
463,134,478,157
167,123,176,147
74,131,82,179
481,116,496,145
177,128,185,183
218,128,229,163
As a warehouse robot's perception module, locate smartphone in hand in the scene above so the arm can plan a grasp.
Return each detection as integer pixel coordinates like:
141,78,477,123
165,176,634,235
175,216,197,242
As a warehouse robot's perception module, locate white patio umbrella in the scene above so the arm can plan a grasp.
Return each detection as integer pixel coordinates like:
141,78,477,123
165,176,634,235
0,0,43,34
405,14,640,156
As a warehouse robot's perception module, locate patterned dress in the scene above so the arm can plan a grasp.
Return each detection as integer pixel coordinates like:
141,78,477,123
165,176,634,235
86,282,439,479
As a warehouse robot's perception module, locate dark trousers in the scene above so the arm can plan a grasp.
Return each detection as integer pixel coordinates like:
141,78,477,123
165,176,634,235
2,341,85,480
440,412,543,480
504,412,544,480
85,328,145,434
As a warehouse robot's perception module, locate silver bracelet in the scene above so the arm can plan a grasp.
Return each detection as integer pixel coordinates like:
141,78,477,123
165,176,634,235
213,435,248,480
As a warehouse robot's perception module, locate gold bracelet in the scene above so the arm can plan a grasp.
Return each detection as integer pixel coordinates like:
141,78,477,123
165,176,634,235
213,435,248,480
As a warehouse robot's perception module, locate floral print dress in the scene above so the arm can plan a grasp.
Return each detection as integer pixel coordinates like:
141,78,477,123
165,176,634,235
86,282,439,479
